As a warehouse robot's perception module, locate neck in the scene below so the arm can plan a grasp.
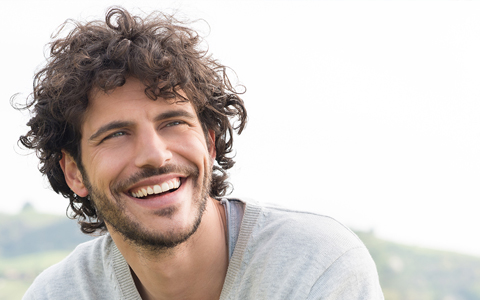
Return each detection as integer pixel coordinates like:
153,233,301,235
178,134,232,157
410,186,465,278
110,198,229,300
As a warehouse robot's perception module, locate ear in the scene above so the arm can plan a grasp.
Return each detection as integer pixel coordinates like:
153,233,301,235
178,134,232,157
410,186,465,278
59,150,89,197
207,129,216,160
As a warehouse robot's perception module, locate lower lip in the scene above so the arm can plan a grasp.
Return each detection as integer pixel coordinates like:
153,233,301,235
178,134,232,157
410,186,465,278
128,179,186,210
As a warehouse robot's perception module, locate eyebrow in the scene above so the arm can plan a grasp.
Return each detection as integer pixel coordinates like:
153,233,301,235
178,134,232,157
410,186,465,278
153,110,196,123
88,120,133,141
88,109,197,141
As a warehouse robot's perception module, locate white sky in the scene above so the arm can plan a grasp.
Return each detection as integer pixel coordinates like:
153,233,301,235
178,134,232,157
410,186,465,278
2,0,480,257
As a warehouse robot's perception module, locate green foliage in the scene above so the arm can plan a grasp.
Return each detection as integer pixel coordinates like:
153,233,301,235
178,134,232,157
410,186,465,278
357,231,480,300
0,251,72,277
0,208,92,299
0,251,72,299
0,209,91,257
0,279,31,300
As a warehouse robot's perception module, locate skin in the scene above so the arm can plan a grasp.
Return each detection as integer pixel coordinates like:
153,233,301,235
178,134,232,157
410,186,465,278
60,77,229,300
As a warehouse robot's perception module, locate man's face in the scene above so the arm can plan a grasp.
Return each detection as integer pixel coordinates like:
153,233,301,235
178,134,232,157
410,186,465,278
63,78,215,251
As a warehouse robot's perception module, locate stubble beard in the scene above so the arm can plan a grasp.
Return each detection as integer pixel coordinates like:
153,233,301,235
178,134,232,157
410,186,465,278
81,163,212,254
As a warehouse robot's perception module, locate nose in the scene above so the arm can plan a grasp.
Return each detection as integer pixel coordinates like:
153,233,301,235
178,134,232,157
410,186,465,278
134,127,172,169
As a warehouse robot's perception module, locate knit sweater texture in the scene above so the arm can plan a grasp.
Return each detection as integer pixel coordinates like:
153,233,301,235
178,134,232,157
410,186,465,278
23,198,384,299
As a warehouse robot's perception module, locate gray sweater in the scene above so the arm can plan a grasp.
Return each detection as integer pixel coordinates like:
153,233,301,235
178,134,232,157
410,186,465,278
23,199,384,299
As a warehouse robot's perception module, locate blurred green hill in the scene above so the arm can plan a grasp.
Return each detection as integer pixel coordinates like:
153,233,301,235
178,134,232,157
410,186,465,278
356,231,480,300
1,205,479,300
0,204,92,299
0,203,92,258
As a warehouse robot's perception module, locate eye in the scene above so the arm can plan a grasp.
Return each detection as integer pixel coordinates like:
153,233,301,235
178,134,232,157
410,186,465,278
102,131,127,142
166,120,186,127
110,131,126,137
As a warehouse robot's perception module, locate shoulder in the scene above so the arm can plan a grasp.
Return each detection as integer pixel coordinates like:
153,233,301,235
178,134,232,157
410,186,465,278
250,201,364,256
224,199,383,299
235,199,373,271
23,235,116,300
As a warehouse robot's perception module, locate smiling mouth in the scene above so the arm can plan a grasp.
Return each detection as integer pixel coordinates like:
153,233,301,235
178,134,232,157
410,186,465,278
129,178,181,199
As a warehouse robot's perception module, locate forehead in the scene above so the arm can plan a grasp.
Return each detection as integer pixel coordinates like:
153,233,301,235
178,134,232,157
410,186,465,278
83,78,197,133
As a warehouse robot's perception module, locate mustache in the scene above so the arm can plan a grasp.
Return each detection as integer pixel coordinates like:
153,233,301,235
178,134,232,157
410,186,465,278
111,164,199,193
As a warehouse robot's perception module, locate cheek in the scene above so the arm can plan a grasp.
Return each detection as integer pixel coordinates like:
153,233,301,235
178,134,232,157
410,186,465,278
169,133,210,164
83,146,132,188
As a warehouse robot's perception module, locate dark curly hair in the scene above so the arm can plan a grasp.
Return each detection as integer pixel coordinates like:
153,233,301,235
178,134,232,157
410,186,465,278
14,7,247,234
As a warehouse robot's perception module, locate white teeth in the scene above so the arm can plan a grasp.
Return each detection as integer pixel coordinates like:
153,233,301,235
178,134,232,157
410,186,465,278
161,182,169,192
131,178,181,198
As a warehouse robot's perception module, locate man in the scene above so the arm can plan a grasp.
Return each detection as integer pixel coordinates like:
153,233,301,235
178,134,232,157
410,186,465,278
19,7,383,300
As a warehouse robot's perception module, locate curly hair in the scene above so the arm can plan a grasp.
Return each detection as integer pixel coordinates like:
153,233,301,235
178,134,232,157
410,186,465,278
15,7,247,234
